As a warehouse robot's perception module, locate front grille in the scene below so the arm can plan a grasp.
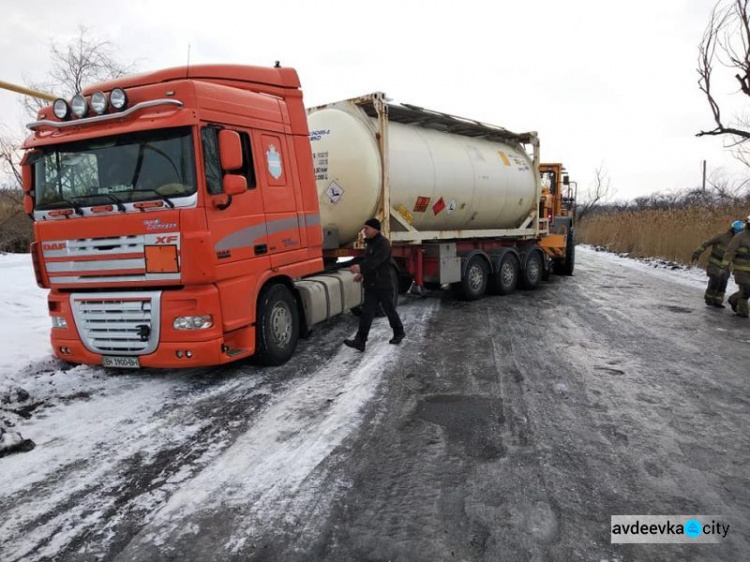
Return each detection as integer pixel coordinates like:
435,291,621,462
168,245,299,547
70,292,162,355
42,234,181,286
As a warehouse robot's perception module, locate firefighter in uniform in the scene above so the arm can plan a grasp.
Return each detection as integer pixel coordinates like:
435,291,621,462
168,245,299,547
692,220,745,307
722,216,750,318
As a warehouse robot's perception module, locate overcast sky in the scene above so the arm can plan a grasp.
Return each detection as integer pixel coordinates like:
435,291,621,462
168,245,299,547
1,0,747,201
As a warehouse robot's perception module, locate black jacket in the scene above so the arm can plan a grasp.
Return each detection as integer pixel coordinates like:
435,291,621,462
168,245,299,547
360,233,394,289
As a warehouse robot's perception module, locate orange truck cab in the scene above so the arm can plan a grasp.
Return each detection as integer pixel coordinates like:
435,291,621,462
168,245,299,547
21,65,340,368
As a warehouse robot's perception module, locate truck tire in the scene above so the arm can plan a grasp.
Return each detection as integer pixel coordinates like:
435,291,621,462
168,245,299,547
255,284,300,366
554,229,575,276
521,250,543,289
454,255,488,300
491,253,519,295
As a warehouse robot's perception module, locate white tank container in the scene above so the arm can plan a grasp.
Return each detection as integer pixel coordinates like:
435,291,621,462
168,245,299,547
308,106,537,246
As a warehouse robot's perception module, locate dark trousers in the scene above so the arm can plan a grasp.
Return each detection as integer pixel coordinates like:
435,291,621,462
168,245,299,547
705,271,729,302
357,287,404,341
728,284,750,316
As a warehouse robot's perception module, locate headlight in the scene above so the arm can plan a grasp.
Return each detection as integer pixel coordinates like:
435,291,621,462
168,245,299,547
71,94,88,118
110,88,127,110
90,91,108,114
53,99,70,120
173,315,213,330
51,316,68,329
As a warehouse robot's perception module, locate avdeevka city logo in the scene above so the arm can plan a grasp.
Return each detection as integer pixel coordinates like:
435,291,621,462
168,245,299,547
267,144,282,179
685,519,702,538
610,515,730,544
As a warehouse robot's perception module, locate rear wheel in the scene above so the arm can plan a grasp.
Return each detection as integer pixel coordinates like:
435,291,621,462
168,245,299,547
521,251,543,289
255,284,300,365
453,256,488,300
491,253,519,295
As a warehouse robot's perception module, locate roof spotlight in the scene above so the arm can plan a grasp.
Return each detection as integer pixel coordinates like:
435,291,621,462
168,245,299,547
52,98,70,120
91,91,108,115
110,88,127,110
71,94,88,118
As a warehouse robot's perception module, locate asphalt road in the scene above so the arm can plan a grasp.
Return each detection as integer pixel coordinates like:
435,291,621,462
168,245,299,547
1,247,748,561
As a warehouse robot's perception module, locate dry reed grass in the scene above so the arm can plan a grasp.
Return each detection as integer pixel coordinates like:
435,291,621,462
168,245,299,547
577,203,750,265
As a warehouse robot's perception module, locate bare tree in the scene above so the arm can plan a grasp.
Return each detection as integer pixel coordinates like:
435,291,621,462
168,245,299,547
0,133,22,188
0,29,135,252
576,165,614,220
22,26,135,117
697,0,750,160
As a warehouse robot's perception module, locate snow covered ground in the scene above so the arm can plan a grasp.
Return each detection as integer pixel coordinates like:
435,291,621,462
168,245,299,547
0,246,736,440
1,247,745,561
0,245,735,438
0,251,437,560
0,253,50,380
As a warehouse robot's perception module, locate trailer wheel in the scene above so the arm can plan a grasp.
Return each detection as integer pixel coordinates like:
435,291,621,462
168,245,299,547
455,256,488,300
255,284,300,366
492,253,519,295
521,251,543,290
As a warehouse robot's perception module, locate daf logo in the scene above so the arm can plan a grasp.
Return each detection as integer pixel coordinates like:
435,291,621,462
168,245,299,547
136,324,151,342
43,242,66,251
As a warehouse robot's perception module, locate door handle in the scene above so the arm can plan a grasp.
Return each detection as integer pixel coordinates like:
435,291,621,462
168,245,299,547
254,244,268,255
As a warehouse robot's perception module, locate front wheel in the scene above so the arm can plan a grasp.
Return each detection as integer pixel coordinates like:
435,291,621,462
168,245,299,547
255,284,300,366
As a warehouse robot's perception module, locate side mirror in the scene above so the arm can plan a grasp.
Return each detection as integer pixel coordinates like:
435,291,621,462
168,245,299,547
19,150,39,193
214,174,247,211
218,130,243,171
19,151,38,216
21,165,33,193
223,174,247,196
563,175,570,186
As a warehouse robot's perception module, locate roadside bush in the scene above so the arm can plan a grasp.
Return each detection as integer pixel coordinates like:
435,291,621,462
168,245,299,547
0,189,33,253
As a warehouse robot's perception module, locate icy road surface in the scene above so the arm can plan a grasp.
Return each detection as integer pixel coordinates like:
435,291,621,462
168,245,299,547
0,247,748,561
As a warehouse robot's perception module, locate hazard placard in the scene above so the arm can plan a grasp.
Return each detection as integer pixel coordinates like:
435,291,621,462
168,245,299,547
414,196,430,213
326,181,344,204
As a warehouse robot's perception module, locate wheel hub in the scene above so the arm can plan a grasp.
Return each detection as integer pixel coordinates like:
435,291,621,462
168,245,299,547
501,262,515,285
469,265,483,290
270,302,292,347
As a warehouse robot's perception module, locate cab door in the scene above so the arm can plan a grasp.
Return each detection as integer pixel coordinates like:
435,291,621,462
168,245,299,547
203,126,269,268
255,132,302,263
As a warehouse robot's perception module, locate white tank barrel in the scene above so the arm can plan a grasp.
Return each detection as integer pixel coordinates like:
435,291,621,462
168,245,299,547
308,105,537,246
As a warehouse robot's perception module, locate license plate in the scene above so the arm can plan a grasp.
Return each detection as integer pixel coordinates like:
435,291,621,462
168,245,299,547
102,356,140,369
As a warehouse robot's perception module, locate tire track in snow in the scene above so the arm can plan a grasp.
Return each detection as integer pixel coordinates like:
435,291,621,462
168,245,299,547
114,299,438,561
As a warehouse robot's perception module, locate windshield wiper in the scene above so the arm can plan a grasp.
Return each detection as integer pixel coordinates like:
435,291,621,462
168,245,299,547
134,189,175,208
100,193,127,212
57,196,85,216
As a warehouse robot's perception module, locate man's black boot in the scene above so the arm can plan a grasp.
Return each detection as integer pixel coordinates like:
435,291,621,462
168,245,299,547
389,332,405,345
344,337,366,352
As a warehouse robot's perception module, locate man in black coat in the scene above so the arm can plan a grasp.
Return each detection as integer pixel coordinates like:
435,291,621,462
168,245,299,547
344,218,405,352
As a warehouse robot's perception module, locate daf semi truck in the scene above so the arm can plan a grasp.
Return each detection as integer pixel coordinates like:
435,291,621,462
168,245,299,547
13,64,574,368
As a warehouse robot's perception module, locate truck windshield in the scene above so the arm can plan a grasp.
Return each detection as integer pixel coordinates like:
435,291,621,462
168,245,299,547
34,127,196,210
